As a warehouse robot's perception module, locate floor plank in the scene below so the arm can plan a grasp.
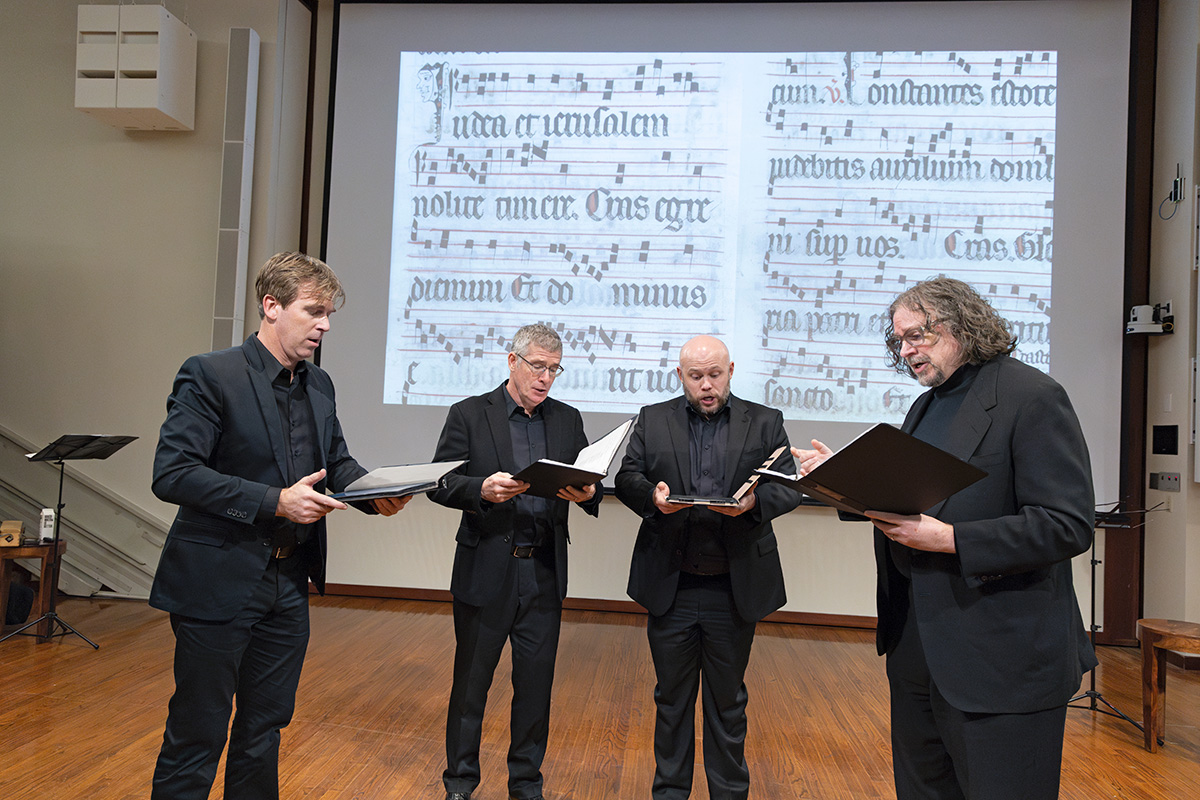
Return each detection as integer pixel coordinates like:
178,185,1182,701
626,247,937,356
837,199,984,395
1,596,1196,799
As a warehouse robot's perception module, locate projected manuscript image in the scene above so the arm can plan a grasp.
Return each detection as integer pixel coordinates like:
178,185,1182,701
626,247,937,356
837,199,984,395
385,51,1055,421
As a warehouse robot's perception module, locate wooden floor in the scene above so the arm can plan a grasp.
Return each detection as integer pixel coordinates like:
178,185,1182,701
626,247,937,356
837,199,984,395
2,595,1198,799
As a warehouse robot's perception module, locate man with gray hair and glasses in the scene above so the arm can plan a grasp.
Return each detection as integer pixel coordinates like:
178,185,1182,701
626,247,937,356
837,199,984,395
429,323,602,800
794,277,1096,800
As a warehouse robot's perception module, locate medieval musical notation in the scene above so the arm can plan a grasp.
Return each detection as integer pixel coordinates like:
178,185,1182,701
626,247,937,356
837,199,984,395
385,51,1056,420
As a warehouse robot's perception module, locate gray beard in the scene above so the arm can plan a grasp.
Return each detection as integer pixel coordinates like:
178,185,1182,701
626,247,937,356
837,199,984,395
686,390,730,418
917,367,947,387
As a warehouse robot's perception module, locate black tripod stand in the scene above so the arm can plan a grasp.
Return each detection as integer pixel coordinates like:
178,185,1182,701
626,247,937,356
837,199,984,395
0,434,136,648
1066,506,1143,734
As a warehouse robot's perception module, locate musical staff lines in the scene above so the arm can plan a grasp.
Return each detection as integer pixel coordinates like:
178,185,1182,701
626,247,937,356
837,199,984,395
387,51,1058,420
749,50,1055,420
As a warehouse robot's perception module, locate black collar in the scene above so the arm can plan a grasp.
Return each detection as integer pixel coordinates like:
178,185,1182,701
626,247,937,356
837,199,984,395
503,380,543,419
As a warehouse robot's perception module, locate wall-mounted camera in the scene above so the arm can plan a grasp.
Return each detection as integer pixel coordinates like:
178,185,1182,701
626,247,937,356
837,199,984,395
1125,302,1174,335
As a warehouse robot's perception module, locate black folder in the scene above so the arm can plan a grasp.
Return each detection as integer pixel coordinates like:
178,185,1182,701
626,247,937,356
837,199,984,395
512,419,633,499
330,460,465,501
667,445,788,507
755,423,986,516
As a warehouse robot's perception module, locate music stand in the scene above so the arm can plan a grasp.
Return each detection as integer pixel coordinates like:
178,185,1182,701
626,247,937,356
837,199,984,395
1066,504,1143,735
0,434,136,648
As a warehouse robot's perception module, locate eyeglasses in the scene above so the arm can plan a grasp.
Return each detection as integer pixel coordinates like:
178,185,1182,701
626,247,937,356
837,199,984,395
515,351,565,378
887,322,941,350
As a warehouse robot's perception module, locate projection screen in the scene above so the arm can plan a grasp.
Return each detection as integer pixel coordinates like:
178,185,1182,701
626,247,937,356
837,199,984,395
323,1,1129,511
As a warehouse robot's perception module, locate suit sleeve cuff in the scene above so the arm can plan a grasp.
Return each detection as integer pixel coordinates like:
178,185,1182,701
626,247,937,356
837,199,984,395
258,487,281,523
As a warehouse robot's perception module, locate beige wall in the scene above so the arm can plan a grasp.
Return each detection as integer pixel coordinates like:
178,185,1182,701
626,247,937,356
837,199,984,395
0,0,1191,624
1144,0,1200,623
1,0,282,519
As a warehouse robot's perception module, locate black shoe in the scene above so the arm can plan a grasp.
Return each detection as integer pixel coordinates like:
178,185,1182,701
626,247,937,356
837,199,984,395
446,793,471,800
510,796,544,800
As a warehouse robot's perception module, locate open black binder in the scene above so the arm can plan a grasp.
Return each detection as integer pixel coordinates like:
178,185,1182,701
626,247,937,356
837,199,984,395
512,418,633,499
667,445,788,507
755,423,986,516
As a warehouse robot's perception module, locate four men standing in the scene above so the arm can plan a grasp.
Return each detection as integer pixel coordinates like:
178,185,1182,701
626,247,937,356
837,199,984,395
151,257,1094,800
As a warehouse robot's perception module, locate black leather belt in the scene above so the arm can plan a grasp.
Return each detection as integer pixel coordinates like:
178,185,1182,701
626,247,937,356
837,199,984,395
511,545,539,558
272,544,296,560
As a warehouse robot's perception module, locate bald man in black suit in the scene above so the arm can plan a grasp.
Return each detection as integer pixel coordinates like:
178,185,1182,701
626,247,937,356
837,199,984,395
615,335,799,800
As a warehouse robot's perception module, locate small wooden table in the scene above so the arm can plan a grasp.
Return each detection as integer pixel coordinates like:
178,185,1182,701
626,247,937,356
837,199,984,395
1136,618,1200,752
0,540,67,641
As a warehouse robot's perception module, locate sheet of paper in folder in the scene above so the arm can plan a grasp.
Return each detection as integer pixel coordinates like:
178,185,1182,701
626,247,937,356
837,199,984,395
512,418,634,499
667,445,787,508
330,460,466,502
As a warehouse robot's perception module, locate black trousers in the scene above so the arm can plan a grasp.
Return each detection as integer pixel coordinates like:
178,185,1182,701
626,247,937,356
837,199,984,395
887,598,1069,800
444,550,562,799
151,555,310,800
646,572,757,800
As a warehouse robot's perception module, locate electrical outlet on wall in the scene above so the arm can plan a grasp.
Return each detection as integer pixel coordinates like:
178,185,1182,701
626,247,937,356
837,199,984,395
1149,471,1181,492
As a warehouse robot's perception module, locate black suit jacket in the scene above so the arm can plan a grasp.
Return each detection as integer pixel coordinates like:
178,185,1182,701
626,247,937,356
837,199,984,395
149,336,368,621
877,355,1098,714
615,395,800,622
428,383,601,606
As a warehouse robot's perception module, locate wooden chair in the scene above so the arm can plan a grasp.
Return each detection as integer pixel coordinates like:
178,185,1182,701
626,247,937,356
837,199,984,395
1136,618,1200,752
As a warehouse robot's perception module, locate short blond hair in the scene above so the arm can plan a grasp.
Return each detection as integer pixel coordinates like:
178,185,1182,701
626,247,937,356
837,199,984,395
254,252,345,318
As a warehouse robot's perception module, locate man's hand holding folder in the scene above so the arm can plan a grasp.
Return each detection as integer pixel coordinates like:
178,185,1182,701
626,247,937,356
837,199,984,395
789,448,965,552
772,422,988,546
482,472,596,504
509,418,632,499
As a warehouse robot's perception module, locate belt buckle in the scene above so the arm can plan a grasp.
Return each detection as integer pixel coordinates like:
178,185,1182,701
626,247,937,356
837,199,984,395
511,545,536,558
272,544,296,560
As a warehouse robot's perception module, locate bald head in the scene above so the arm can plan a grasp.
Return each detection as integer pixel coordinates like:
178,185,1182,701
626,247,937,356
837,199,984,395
677,335,734,417
679,335,729,367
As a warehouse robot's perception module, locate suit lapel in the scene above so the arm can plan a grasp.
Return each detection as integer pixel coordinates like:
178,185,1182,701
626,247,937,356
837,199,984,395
943,361,997,463
921,359,999,518
307,372,333,469
542,400,575,463
901,390,933,434
243,339,290,484
666,397,692,493
724,398,751,494
485,383,519,473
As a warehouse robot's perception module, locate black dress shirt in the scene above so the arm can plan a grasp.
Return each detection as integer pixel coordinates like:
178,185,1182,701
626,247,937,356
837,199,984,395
682,398,732,575
250,335,319,547
504,385,552,547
